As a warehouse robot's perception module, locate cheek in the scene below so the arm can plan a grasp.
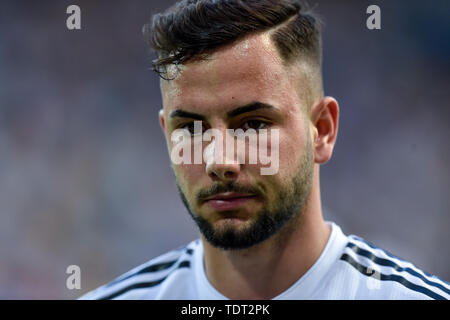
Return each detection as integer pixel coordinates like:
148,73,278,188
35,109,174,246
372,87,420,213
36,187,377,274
168,136,204,180
173,163,205,192
249,131,302,192
277,127,308,174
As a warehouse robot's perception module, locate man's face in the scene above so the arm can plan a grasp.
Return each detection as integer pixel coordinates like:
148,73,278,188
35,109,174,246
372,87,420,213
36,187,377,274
160,33,316,250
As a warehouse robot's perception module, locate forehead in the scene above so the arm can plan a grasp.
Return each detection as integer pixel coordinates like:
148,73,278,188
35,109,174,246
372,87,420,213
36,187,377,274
161,33,301,114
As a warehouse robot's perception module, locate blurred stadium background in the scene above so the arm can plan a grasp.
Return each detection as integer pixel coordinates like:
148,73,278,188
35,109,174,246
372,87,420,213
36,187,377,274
0,0,448,299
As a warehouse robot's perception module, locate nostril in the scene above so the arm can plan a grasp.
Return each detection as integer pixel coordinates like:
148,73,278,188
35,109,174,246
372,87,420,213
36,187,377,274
223,171,236,179
208,171,219,180
207,167,238,181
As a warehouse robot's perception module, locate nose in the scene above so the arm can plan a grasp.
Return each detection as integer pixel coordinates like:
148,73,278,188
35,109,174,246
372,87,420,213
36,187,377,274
204,133,240,182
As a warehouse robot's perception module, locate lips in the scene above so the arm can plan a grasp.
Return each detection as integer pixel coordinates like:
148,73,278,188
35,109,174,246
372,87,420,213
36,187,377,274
203,192,256,211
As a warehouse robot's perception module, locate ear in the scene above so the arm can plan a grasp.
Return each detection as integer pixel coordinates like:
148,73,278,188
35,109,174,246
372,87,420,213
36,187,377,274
310,97,339,164
159,109,166,132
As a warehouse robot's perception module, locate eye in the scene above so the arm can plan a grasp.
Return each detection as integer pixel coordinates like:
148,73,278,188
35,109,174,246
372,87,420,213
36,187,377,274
180,123,195,135
241,119,269,131
179,122,206,135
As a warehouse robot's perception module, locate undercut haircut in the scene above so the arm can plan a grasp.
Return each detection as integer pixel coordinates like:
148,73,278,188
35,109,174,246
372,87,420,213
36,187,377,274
144,0,323,80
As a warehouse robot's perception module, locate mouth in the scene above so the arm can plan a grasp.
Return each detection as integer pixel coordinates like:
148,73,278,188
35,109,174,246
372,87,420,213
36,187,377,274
203,192,257,211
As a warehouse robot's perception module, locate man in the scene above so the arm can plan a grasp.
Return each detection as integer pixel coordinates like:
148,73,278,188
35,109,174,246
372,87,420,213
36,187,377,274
81,0,449,300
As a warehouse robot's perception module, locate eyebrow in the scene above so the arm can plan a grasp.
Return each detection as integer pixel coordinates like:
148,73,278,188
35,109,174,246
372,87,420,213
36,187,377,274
169,110,206,121
170,102,275,121
226,102,275,118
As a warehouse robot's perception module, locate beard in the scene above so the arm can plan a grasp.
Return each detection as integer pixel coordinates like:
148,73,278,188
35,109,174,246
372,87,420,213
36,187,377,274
176,137,314,250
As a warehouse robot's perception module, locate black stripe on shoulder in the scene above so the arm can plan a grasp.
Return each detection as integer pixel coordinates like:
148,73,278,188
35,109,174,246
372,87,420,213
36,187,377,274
105,259,179,288
340,253,447,300
105,245,195,288
345,242,450,295
99,260,191,300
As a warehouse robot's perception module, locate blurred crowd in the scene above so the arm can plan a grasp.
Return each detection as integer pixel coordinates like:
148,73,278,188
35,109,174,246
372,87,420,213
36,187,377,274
0,0,448,299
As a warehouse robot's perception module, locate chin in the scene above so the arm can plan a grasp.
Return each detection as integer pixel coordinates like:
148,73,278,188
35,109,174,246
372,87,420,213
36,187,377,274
215,216,250,227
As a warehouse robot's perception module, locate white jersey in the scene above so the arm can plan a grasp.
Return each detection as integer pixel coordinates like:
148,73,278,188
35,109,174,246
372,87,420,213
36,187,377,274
80,222,449,300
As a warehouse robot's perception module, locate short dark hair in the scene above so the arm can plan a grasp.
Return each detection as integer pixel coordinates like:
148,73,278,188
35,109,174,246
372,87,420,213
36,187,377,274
144,0,322,80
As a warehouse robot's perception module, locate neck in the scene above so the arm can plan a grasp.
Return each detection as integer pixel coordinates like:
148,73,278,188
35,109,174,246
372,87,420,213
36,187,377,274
201,171,330,299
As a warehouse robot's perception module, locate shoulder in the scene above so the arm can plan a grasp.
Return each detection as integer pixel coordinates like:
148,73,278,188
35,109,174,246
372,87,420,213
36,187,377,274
79,239,200,300
334,233,450,300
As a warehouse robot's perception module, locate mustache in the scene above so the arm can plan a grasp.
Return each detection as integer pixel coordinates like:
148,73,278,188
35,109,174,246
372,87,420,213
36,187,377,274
196,182,262,201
